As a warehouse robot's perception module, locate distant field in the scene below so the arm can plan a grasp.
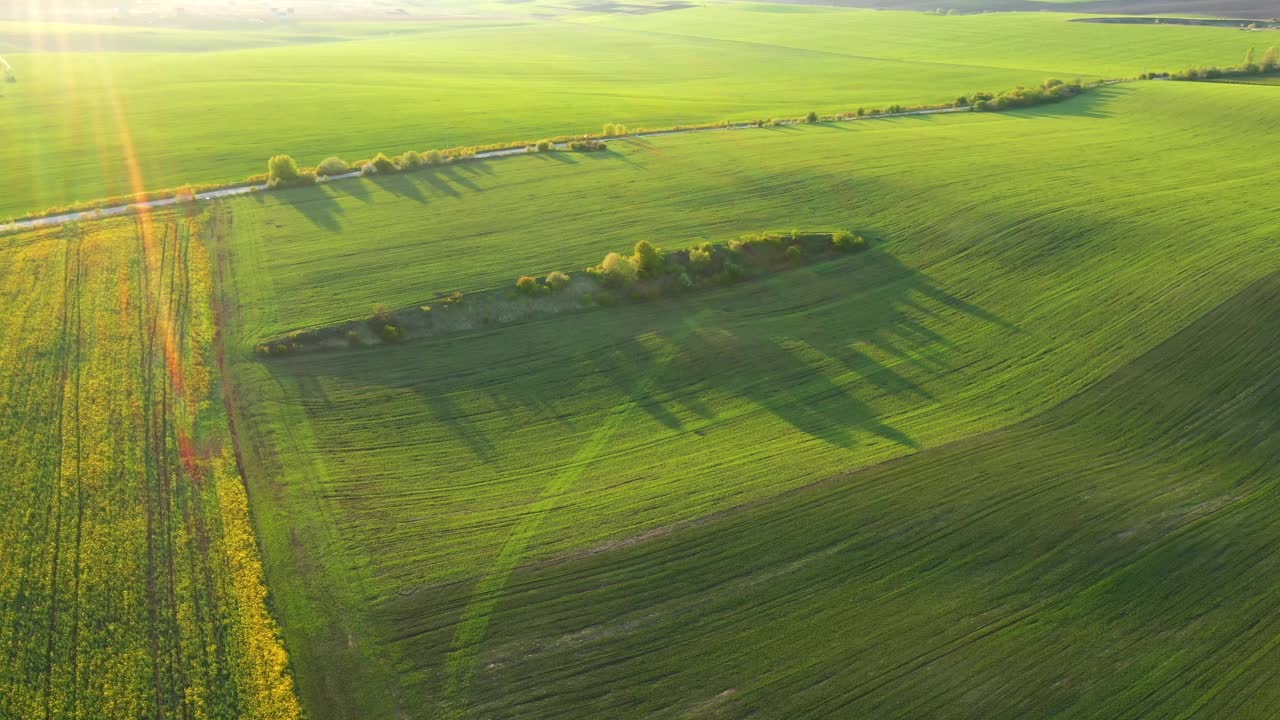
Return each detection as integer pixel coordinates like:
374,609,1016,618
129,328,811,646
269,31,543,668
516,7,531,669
212,81,1280,718
0,214,299,718
0,5,1263,217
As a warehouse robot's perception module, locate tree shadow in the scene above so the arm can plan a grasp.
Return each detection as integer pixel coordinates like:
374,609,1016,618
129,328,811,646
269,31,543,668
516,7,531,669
278,249,1016,465
370,173,429,205
456,159,496,177
533,152,579,165
275,183,345,232
440,166,482,193
420,170,460,198
342,176,375,205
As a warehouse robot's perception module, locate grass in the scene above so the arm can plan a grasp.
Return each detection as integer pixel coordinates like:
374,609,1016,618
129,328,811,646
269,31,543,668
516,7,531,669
455,270,1280,719
211,80,1280,718
0,214,300,719
0,6,1264,217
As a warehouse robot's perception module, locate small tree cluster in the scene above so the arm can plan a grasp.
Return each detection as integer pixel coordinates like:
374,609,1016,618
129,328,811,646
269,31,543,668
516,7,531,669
1152,48,1279,81
316,156,350,177
266,154,316,189
969,79,1083,112
602,123,628,137
568,139,607,152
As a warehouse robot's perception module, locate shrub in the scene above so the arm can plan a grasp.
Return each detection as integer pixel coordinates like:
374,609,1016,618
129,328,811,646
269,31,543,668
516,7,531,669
546,270,572,291
423,149,444,166
805,110,819,124
534,139,555,152
515,275,541,295
316,156,349,177
786,245,804,263
631,240,662,278
399,150,424,169
603,123,627,137
366,152,398,175
599,252,637,285
371,304,396,327
832,231,868,253
380,324,404,343
267,154,300,182
267,154,315,189
568,139,607,152
688,247,712,272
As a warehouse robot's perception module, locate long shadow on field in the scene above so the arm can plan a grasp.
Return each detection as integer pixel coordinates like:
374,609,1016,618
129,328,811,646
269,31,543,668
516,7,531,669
272,250,1014,465
440,166,482,193
370,173,429,205
273,183,345,231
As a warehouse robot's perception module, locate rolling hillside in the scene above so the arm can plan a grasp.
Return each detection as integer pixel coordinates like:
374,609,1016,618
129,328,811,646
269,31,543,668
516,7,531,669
211,80,1280,717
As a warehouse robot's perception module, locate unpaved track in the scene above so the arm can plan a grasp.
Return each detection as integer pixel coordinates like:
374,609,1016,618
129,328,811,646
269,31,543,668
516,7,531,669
0,106,970,235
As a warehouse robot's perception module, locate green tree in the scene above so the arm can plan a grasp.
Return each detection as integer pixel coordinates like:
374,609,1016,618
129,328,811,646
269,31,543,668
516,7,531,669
1244,47,1256,68
631,240,662,278
267,154,299,183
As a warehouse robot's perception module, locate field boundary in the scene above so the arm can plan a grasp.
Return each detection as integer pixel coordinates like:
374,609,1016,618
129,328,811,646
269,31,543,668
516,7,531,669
0,79,1110,235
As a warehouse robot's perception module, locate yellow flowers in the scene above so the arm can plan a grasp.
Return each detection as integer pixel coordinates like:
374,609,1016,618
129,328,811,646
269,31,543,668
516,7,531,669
0,213,300,719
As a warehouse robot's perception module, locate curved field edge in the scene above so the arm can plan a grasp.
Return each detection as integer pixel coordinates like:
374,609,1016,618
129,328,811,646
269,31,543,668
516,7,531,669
0,215,300,719
214,80,1280,717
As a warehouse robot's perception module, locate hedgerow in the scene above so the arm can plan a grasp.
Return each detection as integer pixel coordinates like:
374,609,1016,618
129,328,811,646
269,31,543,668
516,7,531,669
258,229,871,355
1150,48,1280,81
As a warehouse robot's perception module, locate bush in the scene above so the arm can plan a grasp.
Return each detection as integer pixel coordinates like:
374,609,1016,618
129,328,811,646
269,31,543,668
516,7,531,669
423,149,444,166
688,247,712,272
365,152,398,175
546,271,572,291
786,245,804,263
534,139,555,152
380,324,404,344
399,150,424,169
805,111,819,124
316,156,349,177
568,139,607,152
631,240,662,278
515,275,541,295
371,304,396,327
599,252,638,285
267,154,300,182
603,123,627,137
267,154,315,189
832,231,868,253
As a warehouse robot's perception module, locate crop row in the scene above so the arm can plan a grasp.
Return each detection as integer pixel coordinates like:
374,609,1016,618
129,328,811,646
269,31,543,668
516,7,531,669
0,215,299,719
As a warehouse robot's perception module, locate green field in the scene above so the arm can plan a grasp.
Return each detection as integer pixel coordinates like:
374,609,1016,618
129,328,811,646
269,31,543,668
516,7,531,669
208,80,1280,718
6,4,1280,718
0,6,1263,218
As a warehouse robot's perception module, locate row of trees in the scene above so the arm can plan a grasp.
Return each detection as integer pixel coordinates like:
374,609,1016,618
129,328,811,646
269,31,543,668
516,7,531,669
960,78,1085,112
1146,47,1279,81
518,230,869,301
